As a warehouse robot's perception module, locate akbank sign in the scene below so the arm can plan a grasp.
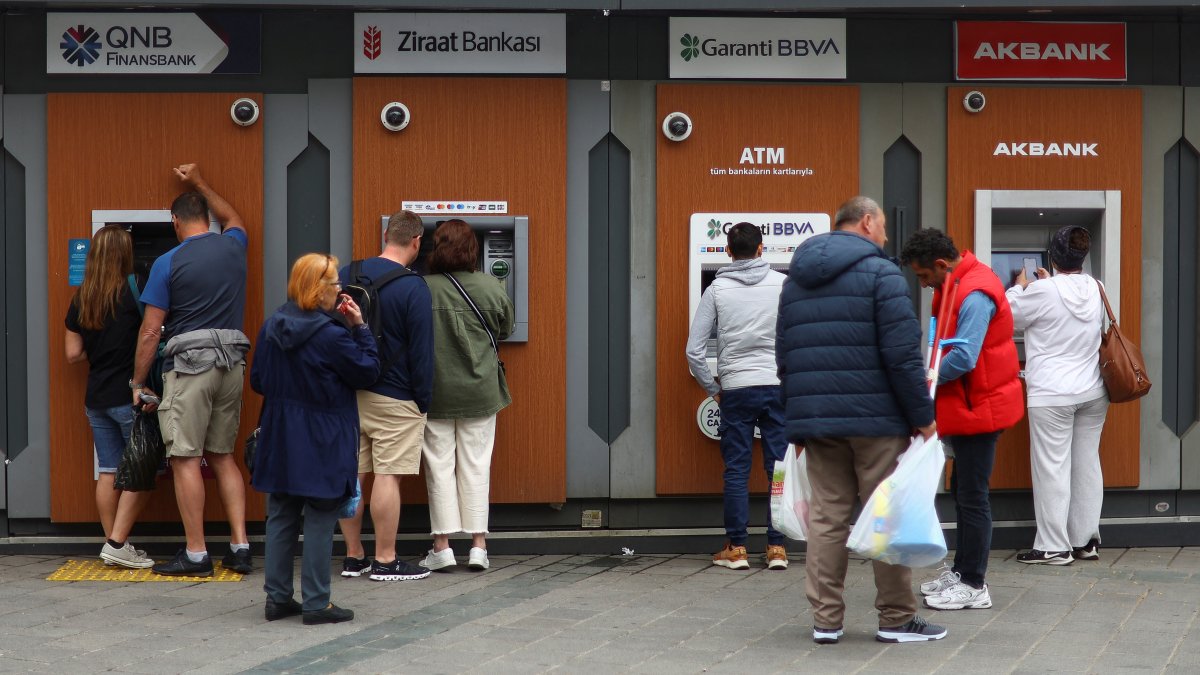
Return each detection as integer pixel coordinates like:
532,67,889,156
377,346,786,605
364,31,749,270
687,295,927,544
354,13,565,74
47,13,260,75
670,18,846,79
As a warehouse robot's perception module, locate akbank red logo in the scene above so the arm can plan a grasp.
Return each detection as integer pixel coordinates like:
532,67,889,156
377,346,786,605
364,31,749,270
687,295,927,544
60,24,102,67
363,26,382,60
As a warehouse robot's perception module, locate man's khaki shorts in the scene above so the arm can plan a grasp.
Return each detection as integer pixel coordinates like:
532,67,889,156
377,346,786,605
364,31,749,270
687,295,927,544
357,391,426,475
158,364,245,458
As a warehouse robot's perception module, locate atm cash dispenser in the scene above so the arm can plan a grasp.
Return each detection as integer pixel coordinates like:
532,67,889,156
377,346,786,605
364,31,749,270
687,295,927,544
92,209,222,278
688,212,830,375
381,214,528,342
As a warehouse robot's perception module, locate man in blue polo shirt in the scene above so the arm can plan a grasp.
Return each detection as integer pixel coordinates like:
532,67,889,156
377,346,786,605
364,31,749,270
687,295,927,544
130,163,253,577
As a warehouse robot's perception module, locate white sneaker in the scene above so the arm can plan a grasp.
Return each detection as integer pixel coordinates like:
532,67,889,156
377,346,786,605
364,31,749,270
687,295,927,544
100,542,154,569
919,564,960,596
468,547,489,570
102,545,147,565
924,582,992,610
419,547,456,571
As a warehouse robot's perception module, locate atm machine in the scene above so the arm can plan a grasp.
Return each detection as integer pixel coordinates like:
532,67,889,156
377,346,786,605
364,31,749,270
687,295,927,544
974,190,1119,361
92,209,222,278
380,214,529,342
687,212,831,374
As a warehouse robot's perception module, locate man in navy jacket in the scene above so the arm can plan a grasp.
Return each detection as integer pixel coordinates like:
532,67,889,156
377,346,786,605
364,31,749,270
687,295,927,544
776,196,943,645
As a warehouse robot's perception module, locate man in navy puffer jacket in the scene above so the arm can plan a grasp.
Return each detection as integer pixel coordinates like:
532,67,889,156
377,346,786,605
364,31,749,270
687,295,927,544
776,196,943,645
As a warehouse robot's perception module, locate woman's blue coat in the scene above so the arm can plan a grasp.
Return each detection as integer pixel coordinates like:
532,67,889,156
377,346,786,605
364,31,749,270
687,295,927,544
250,302,380,500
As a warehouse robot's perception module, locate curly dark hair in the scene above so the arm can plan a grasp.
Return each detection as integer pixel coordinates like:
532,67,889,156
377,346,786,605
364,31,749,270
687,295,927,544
900,228,960,269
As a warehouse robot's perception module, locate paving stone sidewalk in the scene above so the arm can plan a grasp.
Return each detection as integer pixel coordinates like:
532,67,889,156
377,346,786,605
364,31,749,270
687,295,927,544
0,547,1199,674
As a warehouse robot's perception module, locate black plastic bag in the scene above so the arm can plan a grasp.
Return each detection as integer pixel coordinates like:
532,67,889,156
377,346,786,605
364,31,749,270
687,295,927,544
114,408,166,492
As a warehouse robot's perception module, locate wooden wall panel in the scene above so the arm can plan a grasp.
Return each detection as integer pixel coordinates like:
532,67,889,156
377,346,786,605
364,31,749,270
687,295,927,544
656,84,859,495
946,86,1141,489
352,77,567,504
48,93,265,522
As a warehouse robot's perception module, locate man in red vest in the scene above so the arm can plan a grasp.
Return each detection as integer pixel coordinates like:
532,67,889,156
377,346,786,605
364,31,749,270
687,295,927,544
900,229,1024,612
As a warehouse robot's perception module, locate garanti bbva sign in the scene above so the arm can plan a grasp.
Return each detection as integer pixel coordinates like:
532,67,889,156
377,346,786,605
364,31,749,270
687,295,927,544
355,13,565,74
669,18,846,79
48,13,260,75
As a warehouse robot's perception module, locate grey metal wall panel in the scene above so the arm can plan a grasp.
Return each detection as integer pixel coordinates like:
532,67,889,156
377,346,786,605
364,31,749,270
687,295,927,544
1145,86,1184,489
859,84,902,203
286,138,332,269
263,94,310,313
309,79,354,264
566,79,612,498
0,85,7,516
901,84,946,330
609,80,657,501
5,95,48,518
1176,87,1200,489
1163,140,1199,437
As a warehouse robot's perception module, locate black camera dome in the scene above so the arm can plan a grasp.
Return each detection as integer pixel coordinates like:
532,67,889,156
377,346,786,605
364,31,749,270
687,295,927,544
668,116,689,137
385,107,407,127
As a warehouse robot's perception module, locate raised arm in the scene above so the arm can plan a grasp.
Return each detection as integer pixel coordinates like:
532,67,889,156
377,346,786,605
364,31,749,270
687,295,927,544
174,163,245,234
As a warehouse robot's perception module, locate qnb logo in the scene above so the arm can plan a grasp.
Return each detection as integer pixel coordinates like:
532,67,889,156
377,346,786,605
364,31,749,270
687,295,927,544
61,25,102,67
706,218,722,239
363,25,382,60
680,33,700,62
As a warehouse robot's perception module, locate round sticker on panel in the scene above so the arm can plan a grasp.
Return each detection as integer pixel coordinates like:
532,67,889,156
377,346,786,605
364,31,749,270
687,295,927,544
695,396,762,440
697,397,721,440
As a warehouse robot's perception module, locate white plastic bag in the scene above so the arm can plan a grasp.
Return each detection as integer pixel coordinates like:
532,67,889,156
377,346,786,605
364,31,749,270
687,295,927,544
847,434,947,568
770,444,811,541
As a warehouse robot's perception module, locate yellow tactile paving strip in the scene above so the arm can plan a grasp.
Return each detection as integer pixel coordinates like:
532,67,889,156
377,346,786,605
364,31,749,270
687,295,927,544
47,559,244,582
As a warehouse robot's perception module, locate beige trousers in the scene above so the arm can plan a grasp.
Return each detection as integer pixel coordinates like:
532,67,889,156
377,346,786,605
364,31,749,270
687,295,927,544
422,415,497,535
804,435,918,629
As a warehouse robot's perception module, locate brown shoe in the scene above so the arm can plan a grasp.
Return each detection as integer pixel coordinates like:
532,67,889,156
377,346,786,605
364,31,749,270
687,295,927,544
766,545,789,570
713,542,750,570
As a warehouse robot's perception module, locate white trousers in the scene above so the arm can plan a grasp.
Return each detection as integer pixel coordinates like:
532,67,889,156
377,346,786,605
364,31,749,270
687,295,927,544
1028,396,1109,552
422,415,497,535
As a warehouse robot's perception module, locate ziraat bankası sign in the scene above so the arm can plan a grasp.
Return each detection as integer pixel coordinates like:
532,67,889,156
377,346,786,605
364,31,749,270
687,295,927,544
48,12,260,74
669,17,845,79
355,13,565,74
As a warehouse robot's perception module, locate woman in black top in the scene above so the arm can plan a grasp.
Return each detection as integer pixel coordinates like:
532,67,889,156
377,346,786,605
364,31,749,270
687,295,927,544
65,224,154,569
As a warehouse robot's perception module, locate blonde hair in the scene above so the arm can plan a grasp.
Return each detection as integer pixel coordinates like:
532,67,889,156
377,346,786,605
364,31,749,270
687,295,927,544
288,253,338,311
73,225,133,331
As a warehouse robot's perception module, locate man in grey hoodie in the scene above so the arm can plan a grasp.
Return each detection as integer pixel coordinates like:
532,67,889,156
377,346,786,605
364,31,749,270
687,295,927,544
686,222,789,571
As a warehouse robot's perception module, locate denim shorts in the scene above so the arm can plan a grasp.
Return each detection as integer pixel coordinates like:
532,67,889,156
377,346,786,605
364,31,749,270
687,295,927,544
86,405,135,474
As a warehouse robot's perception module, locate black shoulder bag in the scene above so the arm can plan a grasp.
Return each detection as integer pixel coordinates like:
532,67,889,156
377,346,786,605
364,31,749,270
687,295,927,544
442,273,504,373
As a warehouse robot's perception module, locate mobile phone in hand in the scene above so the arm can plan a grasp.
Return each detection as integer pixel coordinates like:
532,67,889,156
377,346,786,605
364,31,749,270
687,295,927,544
1023,257,1039,282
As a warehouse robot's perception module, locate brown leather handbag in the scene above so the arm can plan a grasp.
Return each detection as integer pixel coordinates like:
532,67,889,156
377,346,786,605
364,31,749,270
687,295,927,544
1097,282,1151,403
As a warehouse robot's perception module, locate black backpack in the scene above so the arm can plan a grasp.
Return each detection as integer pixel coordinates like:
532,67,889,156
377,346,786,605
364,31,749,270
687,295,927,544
342,260,417,374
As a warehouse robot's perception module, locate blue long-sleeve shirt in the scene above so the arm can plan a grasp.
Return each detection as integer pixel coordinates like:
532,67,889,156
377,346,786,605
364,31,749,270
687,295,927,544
938,291,996,384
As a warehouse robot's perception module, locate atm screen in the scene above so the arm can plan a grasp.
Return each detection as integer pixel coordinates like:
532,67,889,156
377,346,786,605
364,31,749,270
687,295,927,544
699,263,790,296
119,222,178,279
992,250,1049,289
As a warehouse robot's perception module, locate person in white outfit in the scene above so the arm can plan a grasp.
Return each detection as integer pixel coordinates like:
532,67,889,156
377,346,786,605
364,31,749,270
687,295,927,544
1005,225,1108,565
685,222,789,571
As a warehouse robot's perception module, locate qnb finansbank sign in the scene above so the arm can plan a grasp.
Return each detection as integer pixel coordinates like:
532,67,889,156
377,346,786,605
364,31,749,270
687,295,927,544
669,17,846,79
47,12,259,75
354,13,565,74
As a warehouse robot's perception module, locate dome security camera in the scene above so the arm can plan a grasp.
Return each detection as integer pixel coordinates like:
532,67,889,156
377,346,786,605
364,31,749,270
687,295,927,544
662,112,693,142
380,102,411,132
963,91,986,114
230,98,260,126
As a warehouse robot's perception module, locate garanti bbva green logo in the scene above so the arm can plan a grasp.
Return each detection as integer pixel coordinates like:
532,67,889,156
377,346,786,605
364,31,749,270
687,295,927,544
680,34,700,61
706,219,722,239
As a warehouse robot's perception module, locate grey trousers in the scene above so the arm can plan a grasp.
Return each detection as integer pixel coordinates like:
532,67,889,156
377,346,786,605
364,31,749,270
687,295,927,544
264,493,342,612
1028,396,1110,552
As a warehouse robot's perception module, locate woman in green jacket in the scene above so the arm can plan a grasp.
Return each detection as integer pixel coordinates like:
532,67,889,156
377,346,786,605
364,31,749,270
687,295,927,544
419,219,515,572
